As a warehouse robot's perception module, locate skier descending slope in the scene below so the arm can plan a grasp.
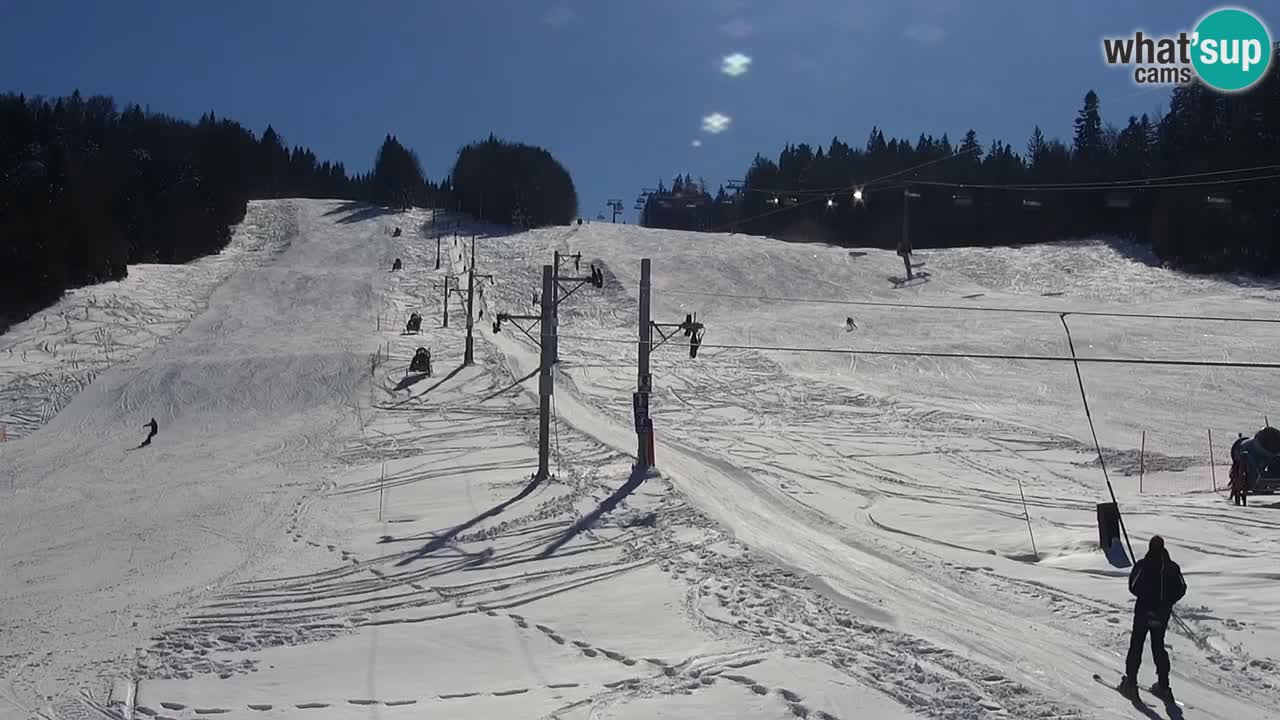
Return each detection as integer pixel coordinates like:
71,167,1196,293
1122,535,1187,701
139,417,158,448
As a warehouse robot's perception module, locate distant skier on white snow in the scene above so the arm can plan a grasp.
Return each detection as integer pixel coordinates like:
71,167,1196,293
1121,535,1186,701
139,418,158,448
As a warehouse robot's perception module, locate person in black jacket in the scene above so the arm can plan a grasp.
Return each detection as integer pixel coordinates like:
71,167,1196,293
140,418,158,447
1122,535,1187,699
1229,435,1249,506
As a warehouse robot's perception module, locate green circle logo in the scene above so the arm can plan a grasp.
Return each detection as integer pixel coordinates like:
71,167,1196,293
1192,8,1273,92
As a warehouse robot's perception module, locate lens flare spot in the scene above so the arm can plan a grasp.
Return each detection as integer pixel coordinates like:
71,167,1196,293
721,53,752,77
701,112,731,134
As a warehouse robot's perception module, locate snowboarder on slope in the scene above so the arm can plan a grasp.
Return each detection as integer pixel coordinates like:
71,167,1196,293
140,418,158,447
1121,535,1186,700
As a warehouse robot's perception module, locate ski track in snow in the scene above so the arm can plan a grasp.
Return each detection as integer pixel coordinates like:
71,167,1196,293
3,201,1279,720
471,222,1280,718
0,202,300,444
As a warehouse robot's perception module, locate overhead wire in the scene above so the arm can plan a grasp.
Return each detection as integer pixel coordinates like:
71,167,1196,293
705,148,980,233
940,163,1280,187
660,289,1280,325
696,158,1278,238
556,334,1280,370
860,145,984,189
738,146,985,197
910,172,1280,193
741,162,1280,197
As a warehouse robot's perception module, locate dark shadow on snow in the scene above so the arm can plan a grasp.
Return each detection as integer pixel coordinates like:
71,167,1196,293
392,472,547,566
1096,675,1174,720
393,372,430,392
1126,696,1166,720
1005,552,1042,564
538,466,649,559
417,365,464,397
481,366,540,403
383,365,465,409
889,272,932,289
1092,236,1280,291
1126,687,1182,720
336,206,399,225
322,200,366,216
323,201,399,225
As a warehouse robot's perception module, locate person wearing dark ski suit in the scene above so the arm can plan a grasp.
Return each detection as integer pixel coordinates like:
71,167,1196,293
140,418,158,447
1229,435,1249,506
1122,535,1186,699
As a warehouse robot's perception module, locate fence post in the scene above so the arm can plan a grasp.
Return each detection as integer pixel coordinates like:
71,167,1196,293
1139,431,1145,494
1017,479,1038,561
1208,429,1217,491
379,462,386,521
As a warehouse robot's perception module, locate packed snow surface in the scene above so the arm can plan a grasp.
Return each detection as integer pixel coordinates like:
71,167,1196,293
2,199,1279,720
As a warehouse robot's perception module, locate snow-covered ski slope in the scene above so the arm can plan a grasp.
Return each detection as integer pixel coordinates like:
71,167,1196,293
2,199,1278,720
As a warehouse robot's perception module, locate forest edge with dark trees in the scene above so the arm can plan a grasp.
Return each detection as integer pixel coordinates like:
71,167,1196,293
643,63,1280,276
0,91,577,334
5,66,1278,334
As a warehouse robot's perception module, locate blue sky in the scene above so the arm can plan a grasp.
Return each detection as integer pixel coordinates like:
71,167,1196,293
0,0,1251,221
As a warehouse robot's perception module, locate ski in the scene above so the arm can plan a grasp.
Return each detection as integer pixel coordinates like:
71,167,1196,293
888,271,931,286
1092,674,1188,711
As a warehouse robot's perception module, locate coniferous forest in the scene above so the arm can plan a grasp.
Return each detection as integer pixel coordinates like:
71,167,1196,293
0,92,358,332
7,73,1277,335
643,67,1280,275
451,134,579,228
0,92,577,334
